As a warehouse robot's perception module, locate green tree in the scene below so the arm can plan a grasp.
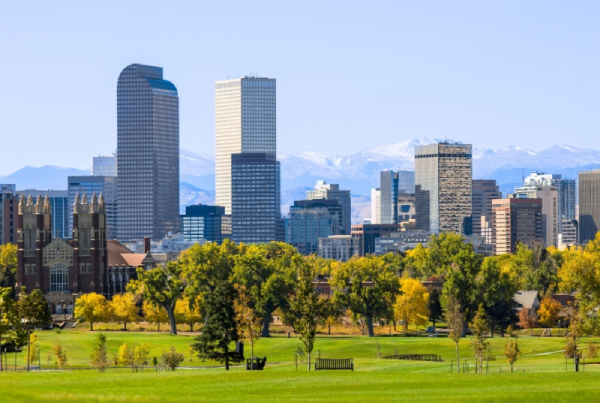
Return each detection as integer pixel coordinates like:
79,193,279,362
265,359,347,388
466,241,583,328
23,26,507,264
18,287,51,371
128,262,185,335
161,346,184,371
90,333,108,372
74,292,111,331
445,294,464,373
233,242,298,337
0,244,17,296
469,304,490,374
504,326,521,373
286,257,323,370
234,284,261,362
405,233,473,278
477,258,518,336
192,280,239,370
427,288,443,327
0,287,20,372
133,343,151,371
331,255,399,337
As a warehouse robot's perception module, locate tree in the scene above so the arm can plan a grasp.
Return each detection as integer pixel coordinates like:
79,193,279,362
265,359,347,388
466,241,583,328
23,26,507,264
517,309,536,336
53,339,68,369
233,243,298,337
469,304,490,374
477,258,518,337
565,311,582,359
234,284,261,362
27,333,40,367
537,296,561,328
175,296,203,332
504,326,521,373
445,295,464,373
109,293,139,331
18,287,51,371
143,301,168,332
192,280,239,370
128,262,185,335
133,343,151,371
331,255,400,337
74,292,111,331
394,278,429,331
286,257,323,371
117,342,134,369
404,233,473,278
427,288,443,327
0,287,20,372
0,244,17,296
322,298,342,335
161,346,184,371
90,333,108,372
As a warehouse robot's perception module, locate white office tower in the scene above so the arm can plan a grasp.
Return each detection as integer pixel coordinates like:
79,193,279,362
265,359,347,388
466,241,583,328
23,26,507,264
371,188,381,224
215,77,276,214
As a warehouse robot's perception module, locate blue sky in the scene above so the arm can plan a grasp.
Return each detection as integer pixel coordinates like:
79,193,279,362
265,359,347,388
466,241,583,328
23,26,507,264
1,1,599,175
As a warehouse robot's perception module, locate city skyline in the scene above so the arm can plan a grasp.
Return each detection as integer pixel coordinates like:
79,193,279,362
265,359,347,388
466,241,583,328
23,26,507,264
2,2,600,175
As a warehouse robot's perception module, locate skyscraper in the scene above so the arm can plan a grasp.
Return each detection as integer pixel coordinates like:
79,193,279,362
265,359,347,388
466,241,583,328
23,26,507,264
93,156,118,177
117,64,179,241
231,153,281,244
492,198,543,255
379,171,398,225
286,199,342,255
579,170,600,244
180,204,230,244
415,142,472,234
472,180,502,244
215,77,276,214
68,176,117,240
306,181,351,234
512,182,559,247
0,184,17,245
370,188,381,224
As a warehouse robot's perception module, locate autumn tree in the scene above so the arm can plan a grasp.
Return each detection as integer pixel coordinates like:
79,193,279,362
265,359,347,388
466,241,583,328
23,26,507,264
110,293,139,331
161,346,184,371
128,262,185,335
394,278,429,331
117,342,134,369
469,304,490,374
286,257,323,371
234,284,261,362
90,333,108,372
18,287,51,371
143,301,168,332
192,280,239,370
53,339,68,369
175,296,203,332
537,296,561,328
445,295,464,373
27,333,40,367
504,326,521,373
133,343,151,371
331,255,399,337
74,292,111,331
517,309,536,336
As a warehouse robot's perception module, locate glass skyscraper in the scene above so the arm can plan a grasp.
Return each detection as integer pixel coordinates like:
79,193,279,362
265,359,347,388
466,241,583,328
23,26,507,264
117,64,179,241
68,176,117,240
215,77,276,214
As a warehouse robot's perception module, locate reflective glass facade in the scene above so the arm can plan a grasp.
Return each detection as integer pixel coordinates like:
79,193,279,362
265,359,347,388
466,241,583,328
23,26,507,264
180,204,229,244
117,64,179,241
68,176,117,240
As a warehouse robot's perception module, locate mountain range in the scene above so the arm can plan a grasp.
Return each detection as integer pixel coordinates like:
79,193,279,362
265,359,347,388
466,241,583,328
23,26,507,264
3,138,600,222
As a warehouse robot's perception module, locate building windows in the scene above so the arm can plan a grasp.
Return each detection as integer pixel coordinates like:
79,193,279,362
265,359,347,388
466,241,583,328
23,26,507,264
50,261,69,292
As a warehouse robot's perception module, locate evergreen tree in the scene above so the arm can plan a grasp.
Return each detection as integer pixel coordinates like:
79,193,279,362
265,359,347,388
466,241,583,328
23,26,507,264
192,280,239,370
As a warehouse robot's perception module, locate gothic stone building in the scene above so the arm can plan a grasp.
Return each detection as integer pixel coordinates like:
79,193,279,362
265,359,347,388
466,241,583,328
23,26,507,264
16,193,144,314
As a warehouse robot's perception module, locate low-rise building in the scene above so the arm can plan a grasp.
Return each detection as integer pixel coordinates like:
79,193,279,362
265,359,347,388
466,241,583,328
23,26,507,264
318,235,359,261
374,230,429,254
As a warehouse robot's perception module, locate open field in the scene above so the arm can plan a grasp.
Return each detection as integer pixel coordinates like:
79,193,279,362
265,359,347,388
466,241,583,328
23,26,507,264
1,330,599,402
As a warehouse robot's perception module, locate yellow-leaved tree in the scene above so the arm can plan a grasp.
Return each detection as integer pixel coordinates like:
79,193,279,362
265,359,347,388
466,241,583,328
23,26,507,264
175,296,203,332
110,293,139,331
74,292,111,331
394,278,430,331
537,296,561,328
143,301,168,332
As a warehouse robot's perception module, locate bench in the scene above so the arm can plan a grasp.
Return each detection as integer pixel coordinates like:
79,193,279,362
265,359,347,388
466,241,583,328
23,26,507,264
382,354,443,362
315,358,354,371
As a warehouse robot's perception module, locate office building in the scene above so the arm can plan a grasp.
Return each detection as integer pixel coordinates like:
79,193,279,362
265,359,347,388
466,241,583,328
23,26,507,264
231,153,281,244
286,199,343,255
374,230,429,255
68,176,117,240
117,64,179,241
397,193,416,223
306,181,351,234
180,204,230,244
472,180,502,244
492,198,543,255
378,170,415,225
0,184,17,245
318,235,359,262
513,182,559,248
93,156,118,177
370,188,381,224
215,76,276,214
415,142,472,234
579,170,600,243
558,219,578,249
351,223,403,256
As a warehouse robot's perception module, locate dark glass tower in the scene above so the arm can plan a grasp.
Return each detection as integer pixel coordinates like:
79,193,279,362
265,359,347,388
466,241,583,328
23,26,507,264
117,64,179,241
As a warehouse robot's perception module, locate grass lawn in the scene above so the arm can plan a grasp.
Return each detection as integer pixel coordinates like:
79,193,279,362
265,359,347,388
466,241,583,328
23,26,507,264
0,330,599,402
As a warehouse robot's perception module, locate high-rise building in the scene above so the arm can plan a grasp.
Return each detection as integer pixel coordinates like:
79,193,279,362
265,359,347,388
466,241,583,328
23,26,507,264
16,190,68,240
180,204,230,244
559,219,578,249
93,156,118,177
306,181,351,234
215,77,276,214
0,184,17,245
415,142,472,234
378,170,415,225
472,180,502,244
370,188,381,224
286,199,343,255
231,153,281,244
117,64,179,241
513,181,559,248
579,170,600,243
492,198,543,255
351,223,403,256
68,176,117,240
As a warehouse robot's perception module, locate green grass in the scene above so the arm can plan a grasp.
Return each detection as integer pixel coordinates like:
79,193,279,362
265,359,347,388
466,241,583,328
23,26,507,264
1,330,599,402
